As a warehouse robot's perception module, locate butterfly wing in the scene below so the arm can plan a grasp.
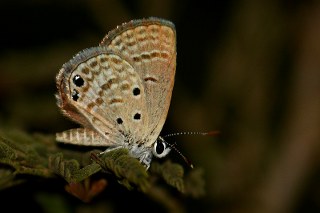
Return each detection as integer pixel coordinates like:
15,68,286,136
56,47,149,146
100,17,176,146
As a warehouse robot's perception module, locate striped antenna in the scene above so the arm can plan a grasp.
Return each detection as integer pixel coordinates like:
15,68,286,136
164,140,194,169
162,130,219,168
163,130,220,138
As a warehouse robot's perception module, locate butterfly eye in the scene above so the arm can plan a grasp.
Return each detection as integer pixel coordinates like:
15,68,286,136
152,138,171,158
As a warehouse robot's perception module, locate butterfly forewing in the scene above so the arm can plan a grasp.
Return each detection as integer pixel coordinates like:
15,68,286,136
100,17,176,146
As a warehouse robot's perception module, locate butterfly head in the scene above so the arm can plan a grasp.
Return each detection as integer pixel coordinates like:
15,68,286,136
125,136,171,169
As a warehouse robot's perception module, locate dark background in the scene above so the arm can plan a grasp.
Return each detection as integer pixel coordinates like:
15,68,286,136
1,0,320,213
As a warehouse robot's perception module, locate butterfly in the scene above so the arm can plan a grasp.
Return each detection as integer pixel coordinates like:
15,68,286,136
55,17,176,169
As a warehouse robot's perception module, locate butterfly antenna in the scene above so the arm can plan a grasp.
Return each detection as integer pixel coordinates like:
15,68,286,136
163,130,220,138
165,141,194,169
162,130,219,169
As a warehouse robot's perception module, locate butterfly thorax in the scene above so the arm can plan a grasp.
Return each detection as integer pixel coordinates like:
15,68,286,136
125,141,153,169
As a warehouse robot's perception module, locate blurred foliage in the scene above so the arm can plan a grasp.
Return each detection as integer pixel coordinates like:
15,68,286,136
1,0,320,213
0,128,205,211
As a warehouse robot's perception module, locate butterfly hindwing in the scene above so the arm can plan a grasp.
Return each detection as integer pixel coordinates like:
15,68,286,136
56,47,149,146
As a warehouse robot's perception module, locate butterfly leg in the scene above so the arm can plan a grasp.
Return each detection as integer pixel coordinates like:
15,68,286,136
138,152,153,170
